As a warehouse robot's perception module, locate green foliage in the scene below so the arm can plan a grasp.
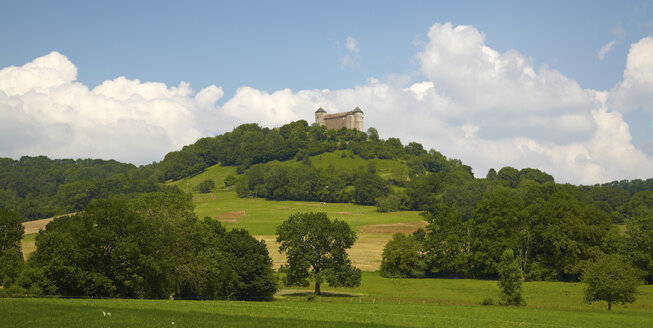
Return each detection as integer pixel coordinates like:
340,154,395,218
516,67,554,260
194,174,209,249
625,213,653,283
375,192,410,212
0,247,23,286
276,212,361,294
380,233,426,278
582,254,641,310
0,156,162,220
497,249,524,306
14,194,276,300
497,167,520,188
416,182,614,282
197,179,215,193
0,208,23,253
353,172,390,205
218,229,277,300
0,208,24,285
422,203,471,277
224,175,237,187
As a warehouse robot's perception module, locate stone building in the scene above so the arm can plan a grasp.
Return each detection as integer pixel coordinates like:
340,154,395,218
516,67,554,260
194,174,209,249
314,107,364,131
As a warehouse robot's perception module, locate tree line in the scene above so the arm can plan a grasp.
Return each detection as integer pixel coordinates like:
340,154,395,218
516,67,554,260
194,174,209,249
0,156,163,221
380,180,653,284
0,192,277,300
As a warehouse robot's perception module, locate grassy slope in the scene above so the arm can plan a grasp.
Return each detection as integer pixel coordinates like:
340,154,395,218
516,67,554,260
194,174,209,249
163,153,420,270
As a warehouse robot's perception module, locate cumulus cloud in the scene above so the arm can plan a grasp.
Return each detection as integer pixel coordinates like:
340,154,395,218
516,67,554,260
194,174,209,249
0,51,225,164
3,24,653,184
597,40,616,60
610,37,653,114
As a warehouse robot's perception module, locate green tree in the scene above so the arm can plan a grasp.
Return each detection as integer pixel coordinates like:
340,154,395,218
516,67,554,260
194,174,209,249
497,249,524,306
276,212,361,295
625,214,653,283
497,166,520,188
198,179,215,193
422,203,472,277
0,208,24,285
219,229,277,300
582,254,641,311
353,172,390,205
0,208,24,253
380,233,426,278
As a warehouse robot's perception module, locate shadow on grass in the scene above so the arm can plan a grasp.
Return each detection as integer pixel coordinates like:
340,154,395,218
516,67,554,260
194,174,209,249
278,290,362,298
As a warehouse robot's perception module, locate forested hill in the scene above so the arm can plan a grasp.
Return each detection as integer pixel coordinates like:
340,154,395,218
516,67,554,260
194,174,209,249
0,157,163,220
1,119,653,222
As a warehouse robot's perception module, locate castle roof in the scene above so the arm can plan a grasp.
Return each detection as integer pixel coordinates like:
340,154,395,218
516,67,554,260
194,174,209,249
315,107,327,113
352,107,363,114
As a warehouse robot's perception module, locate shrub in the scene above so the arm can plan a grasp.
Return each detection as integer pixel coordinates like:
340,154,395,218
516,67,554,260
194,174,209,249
198,179,215,193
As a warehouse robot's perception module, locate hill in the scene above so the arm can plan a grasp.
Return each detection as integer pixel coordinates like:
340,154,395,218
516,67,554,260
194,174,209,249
7,120,653,283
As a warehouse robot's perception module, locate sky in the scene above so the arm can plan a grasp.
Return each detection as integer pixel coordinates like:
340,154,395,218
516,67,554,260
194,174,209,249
1,0,653,184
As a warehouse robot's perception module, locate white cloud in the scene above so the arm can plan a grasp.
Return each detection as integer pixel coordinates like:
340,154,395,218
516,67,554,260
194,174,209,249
597,40,616,60
346,36,359,54
0,51,224,164
341,36,360,68
610,37,653,114
3,24,653,184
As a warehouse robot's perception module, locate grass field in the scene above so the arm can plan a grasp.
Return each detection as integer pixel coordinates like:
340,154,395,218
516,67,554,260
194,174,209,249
3,272,653,327
2,282,652,328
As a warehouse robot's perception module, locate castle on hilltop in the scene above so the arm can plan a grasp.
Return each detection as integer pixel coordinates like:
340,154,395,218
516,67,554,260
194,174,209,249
314,107,364,132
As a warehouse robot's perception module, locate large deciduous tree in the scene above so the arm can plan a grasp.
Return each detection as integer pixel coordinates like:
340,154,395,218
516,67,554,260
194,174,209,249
582,254,641,311
276,212,361,295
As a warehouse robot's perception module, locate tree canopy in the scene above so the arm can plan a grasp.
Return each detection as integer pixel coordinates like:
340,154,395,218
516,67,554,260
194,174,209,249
0,208,24,285
276,212,361,295
8,193,276,300
582,254,641,310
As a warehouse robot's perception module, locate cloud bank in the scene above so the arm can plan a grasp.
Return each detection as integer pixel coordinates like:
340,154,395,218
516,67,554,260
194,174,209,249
1,23,653,184
0,52,224,164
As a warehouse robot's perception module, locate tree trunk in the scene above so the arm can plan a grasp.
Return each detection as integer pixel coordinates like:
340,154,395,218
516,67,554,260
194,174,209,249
315,280,321,295
608,302,611,311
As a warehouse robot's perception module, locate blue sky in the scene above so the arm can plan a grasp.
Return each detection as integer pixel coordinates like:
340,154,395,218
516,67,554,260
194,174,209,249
1,0,652,183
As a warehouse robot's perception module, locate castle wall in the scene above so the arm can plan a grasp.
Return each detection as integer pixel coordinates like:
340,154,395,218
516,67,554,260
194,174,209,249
324,115,347,129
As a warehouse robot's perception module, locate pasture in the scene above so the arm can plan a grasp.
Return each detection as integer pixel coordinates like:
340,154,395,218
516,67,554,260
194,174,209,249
2,273,653,328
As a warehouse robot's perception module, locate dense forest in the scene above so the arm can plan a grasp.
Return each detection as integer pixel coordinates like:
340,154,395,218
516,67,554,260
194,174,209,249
0,157,163,220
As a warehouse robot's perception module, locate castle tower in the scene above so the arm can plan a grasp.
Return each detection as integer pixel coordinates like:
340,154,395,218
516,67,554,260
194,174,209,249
352,107,364,131
315,107,326,126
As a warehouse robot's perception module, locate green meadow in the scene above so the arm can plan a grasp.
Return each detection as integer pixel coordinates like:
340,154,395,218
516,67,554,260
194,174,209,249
3,273,653,328
165,160,422,270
